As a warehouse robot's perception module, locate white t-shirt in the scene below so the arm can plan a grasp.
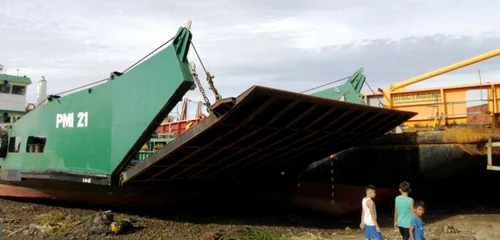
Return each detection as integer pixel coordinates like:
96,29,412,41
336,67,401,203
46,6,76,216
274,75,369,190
362,197,376,226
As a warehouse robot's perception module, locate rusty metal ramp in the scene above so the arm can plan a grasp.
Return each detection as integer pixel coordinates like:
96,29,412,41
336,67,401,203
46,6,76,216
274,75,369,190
120,85,417,184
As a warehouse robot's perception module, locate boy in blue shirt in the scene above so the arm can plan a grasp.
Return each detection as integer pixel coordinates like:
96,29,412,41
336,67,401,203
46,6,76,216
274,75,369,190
394,181,414,240
410,201,425,240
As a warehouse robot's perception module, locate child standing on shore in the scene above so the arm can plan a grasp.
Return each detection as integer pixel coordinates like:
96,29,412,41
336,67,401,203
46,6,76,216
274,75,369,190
410,201,426,240
394,181,414,240
360,185,383,240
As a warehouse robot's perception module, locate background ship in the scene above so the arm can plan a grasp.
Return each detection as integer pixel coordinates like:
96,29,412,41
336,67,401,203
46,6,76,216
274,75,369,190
291,48,500,216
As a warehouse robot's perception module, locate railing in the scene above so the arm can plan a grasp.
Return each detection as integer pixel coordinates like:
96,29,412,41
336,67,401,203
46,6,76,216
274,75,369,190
136,151,156,161
364,82,500,128
486,135,500,171
135,135,176,162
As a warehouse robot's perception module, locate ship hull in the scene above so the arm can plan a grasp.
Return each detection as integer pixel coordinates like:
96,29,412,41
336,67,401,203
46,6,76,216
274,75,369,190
288,182,397,216
291,129,500,216
0,178,294,208
314,144,497,187
0,179,225,207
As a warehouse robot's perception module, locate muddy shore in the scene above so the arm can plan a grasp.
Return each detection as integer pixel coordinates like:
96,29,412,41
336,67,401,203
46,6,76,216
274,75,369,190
0,193,498,240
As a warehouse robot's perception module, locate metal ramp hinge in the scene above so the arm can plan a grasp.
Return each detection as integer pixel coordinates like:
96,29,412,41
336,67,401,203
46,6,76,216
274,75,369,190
486,136,500,171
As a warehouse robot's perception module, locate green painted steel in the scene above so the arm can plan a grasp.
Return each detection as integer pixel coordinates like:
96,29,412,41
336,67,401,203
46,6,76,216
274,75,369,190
136,137,175,161
0,24,195,183
0,74,32,85
310,68,366,104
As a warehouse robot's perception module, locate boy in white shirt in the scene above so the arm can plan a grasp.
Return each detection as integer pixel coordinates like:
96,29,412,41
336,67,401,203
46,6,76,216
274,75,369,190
360,185,383,240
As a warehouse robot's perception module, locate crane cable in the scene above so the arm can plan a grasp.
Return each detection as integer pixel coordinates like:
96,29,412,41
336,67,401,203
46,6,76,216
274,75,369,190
300,75,385,107
36,36,177,107
189,42,222,113
299,77,349,94
190,42,222,101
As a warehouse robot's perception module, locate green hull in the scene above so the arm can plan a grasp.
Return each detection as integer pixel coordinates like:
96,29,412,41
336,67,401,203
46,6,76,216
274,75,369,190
0,24,195,186
0,23,422,209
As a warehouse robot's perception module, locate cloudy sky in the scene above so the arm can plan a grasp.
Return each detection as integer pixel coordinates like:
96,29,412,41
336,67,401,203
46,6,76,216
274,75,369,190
1,0,500,117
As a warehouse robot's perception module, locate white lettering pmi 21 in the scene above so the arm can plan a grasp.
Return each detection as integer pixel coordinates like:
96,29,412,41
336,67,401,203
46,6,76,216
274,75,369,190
56,112,88,128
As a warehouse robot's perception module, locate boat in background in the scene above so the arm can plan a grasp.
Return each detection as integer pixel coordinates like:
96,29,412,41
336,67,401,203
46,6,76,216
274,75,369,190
0,68,39,124
134,98,206,163
291,49,500,216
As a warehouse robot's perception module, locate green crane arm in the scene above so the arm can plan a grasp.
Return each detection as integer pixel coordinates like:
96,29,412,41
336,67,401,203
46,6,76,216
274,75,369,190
310,68,366,104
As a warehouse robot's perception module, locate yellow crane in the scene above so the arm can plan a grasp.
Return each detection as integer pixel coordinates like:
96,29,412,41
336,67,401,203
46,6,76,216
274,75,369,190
381,48,500,108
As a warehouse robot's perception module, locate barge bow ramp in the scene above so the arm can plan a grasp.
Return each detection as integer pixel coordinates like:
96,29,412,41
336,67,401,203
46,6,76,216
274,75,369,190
120,85,416,184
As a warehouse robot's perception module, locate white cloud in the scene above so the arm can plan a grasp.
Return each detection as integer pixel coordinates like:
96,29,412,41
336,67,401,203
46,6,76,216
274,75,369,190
1,0,500,118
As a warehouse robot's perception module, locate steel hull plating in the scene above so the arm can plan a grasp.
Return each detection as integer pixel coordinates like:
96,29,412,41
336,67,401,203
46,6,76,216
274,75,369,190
122,86,416,183
0,179,219,207
292,129,500,215
307,144,495,186
0,178,299,209
289,182,397,216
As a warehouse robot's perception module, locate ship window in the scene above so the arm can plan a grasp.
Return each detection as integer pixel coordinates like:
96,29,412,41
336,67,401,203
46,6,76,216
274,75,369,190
26,136,46,153
8,137,21,153
11,85,26,95
1,113,10,123
12,115,22,123
0,85,10,94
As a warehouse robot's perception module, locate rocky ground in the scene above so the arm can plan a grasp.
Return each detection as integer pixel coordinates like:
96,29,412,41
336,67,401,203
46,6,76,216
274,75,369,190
0,196,498,240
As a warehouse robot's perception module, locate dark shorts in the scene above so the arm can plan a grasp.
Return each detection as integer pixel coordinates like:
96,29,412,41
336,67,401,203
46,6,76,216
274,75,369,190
364,225,383,240
398,226,410,240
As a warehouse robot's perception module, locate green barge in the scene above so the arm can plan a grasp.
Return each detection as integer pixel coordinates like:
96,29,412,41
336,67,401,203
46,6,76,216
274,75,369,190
0,21,415,207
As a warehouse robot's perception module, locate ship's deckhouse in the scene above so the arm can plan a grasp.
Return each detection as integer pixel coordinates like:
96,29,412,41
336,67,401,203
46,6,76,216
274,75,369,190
0,73,31,123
